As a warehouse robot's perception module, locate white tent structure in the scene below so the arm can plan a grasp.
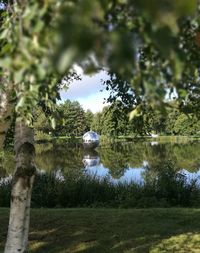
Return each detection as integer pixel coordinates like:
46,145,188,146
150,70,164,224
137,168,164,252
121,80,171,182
83,131,99,149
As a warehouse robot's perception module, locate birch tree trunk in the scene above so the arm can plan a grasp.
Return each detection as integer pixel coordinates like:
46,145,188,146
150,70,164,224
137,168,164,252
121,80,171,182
4,120,36,253
0,83,15,150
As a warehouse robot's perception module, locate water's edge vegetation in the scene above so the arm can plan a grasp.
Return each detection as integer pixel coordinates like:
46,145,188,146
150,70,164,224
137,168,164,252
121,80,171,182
1,162,200,208
1,138,200,208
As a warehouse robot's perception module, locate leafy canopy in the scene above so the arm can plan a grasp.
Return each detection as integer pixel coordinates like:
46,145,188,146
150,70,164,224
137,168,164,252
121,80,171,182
0,0,199,122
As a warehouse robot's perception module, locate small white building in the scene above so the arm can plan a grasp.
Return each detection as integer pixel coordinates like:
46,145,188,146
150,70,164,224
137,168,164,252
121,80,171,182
83,131,99,149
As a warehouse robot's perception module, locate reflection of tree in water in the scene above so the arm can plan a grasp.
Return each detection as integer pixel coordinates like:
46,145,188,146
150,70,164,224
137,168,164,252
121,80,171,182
140,161,195,206
0,151,14,176
35,143,53,155
28,141,200,180
99,143,129,179
99,142,175,179
141,160,179,183
173,143,200,172
138,142,200,173
0,166,7,178
35,143,84,174
2,141,200,186
143,143,175,168
99,141,200,179
140,143,200,193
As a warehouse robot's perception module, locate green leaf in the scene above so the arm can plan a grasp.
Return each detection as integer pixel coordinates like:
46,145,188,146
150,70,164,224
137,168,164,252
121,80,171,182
16,97,26,112
129,106,142,120
1,44,12,54
58,47,77,73
172,0,197,16
50,117,56,129
0,29,8,40
14,69,25,84
0,58,12,68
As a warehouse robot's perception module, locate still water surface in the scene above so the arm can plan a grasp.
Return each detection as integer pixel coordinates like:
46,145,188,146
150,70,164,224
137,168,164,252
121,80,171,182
33,139,200,183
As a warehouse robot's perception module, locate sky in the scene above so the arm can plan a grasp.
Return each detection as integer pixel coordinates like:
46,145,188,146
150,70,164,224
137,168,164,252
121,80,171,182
0,2,5,10
60,68,110,113
60,66,178,113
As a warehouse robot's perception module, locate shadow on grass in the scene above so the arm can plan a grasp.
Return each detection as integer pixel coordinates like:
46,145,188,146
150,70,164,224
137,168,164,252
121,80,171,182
27,208,200,253
1,208,200,253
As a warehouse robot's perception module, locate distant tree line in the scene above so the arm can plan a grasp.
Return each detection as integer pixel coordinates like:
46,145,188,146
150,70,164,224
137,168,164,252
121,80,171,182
91,102,200,137
34,100,93,139
33,99,200,139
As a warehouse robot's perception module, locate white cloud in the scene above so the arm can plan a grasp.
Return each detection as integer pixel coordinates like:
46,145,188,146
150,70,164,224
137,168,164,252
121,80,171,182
78,92,110,113
60,71,108,100
60,70,110,112
0,2,6,10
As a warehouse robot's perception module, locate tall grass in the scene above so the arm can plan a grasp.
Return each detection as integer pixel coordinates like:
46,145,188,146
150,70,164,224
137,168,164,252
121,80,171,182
1,163,200,208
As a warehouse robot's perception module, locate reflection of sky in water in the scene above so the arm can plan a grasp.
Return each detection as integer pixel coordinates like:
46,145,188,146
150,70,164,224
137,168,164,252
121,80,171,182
0,175,12,186
85,163,145,183
180,169,200,185
84,162,200,184
2,141,200,184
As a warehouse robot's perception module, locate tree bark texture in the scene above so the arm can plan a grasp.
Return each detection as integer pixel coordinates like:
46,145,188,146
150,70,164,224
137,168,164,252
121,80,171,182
4,120,36,253
0,86,14,150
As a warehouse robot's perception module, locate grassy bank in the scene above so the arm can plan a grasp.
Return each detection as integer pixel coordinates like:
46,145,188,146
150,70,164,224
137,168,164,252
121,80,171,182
35,134,200,145
1,208,200,252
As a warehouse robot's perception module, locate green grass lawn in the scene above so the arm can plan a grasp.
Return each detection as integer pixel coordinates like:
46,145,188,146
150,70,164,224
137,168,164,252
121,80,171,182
1,208,200,253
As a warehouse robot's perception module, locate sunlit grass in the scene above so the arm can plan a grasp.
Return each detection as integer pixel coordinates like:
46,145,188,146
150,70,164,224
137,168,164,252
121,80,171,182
1,208,200,252
150,233,200,253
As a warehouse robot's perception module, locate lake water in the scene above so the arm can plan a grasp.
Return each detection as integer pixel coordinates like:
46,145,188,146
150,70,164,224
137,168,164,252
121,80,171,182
1,139,200,184
32,139,200,184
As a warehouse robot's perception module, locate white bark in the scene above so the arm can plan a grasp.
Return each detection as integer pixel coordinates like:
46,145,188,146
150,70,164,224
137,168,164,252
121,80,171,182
22,175,34,251
5,121,36,253
0,84,15,150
